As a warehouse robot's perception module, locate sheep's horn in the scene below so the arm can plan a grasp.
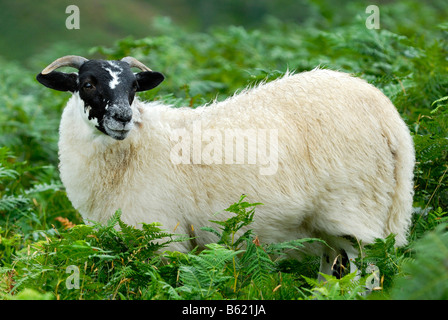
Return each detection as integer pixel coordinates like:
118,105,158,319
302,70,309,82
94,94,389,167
41,55,88,75
121,56,152,72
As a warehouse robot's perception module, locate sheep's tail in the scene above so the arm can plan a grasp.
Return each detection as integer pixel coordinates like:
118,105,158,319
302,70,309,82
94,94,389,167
385,124,415,247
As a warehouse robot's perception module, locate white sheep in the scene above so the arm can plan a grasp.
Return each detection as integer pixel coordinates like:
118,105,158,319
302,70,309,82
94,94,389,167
36,56,415,278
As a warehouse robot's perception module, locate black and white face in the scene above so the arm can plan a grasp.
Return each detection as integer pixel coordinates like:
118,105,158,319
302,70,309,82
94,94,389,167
36,58,164,140
78,60,140,140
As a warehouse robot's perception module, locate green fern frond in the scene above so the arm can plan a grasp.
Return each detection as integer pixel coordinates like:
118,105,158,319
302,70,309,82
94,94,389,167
24,182,63,195
265,238,326,256
0,195,30,211
239,239,275,287
0,165,19,181
301,272,363,300
205,195,263,250
391,223,448,300
177,243,241,299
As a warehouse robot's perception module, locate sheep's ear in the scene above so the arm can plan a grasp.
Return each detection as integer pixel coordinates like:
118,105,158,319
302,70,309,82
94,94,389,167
36,71,78,92
135,71,165,92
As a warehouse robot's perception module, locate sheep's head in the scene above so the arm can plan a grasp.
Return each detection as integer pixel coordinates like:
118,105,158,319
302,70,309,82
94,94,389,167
36,56,164,140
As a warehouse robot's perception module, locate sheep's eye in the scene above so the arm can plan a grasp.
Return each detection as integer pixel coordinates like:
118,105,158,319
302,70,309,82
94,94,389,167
83,82,95,90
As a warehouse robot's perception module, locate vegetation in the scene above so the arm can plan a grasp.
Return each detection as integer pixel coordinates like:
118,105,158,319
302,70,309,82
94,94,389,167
1,0,448,300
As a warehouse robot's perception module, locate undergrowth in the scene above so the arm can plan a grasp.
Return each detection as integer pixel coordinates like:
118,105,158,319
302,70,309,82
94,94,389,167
0,196,322,300
1,0,448,300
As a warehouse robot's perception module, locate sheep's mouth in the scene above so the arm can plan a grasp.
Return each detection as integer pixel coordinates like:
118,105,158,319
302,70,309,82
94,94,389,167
107,128,131,140
103,118,133,140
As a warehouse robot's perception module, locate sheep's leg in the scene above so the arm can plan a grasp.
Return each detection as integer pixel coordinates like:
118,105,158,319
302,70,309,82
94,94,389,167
345,246,360,281
318,243,360,282
318,248,339,282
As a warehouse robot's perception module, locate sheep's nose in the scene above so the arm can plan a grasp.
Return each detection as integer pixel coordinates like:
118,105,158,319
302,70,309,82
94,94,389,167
111,106,132,123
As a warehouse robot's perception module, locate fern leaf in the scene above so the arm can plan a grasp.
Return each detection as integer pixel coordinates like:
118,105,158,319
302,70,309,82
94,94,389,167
24,182,63,195
0,194,30,211
240,238,275,287
391,223,448,299
265,237,326,256
0,165,19,180
177,243,239,299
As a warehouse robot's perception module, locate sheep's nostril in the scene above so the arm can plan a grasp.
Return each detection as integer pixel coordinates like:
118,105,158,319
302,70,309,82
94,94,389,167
111,107,132,123
114,113,132,123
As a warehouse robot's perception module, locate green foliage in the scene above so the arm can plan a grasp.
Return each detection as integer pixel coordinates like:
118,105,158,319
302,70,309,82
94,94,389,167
358,234,405,292
0,59,64,165
175,244,240,299
1,0,448,300
0,196,320,300
9,288,54,300
413,98,448,211
391,223,448,300
411,207,448,242
202,195,261,250
299,272,364,300
1,210,182,300
0,146,78,267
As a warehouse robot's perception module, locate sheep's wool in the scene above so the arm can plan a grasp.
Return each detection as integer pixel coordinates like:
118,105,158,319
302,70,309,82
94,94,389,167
58,69,414,254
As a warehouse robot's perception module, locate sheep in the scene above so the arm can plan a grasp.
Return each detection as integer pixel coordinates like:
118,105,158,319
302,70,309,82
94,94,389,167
36,55,415,278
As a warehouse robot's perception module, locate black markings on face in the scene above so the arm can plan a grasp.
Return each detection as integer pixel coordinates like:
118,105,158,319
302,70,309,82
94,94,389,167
77,60,138,136
37,57,165,140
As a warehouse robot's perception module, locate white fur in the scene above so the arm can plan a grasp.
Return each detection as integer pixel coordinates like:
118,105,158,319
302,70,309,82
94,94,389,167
105,61,122,89
58,69,415,262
